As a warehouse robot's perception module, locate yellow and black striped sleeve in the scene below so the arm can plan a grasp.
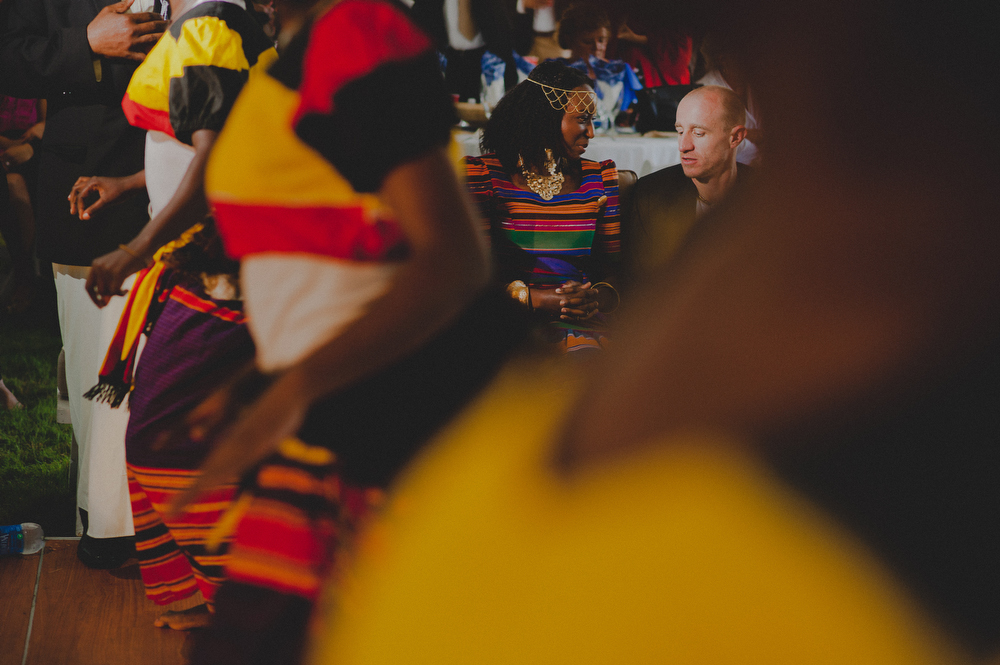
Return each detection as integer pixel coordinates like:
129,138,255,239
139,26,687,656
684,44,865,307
124,2,277,145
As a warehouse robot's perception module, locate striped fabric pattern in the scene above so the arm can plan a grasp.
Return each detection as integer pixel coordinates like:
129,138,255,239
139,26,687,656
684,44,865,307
464,154,619,353
122,1,277,144
463,154,620,287
223,439,380,601
206,62,408,262
121,271,254,606
125,275,255,470
207,0,453,261
168,284,246,324
128,465,238,606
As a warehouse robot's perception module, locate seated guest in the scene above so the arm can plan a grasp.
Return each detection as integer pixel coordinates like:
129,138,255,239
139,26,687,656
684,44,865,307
554,5,641,123
621,85,750,290
613,4,693,86
465,60,621,355
557,2,610,74
0,95,43,313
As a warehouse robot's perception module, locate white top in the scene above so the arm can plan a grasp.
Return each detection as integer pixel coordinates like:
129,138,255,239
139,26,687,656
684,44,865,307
145,131,196,218
189,0,245,9
241,255,399,373
126,0,158,12
516,0,556,32
444,0,484,51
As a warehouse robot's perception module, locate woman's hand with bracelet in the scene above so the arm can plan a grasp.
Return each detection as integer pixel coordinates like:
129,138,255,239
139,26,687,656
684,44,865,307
533,280,599,322
85,242,151,307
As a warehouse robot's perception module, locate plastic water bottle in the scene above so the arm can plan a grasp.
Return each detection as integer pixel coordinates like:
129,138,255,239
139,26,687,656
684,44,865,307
0,523,44,556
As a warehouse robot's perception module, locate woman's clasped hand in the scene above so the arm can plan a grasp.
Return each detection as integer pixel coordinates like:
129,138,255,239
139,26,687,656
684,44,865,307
532,281,599,321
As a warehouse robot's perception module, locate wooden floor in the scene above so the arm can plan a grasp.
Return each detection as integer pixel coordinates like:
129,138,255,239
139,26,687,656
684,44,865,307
0,539,201,665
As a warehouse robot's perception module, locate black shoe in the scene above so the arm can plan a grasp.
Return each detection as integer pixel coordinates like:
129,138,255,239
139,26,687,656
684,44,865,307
76,534,135,569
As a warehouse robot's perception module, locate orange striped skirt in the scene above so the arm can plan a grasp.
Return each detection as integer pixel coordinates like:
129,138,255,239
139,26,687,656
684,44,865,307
128,464,238,606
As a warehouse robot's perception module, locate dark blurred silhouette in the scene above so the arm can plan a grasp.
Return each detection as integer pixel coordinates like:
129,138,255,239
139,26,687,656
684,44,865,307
313,0,1000,661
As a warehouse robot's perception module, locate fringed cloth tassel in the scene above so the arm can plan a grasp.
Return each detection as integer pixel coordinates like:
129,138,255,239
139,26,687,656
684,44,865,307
84,223,205,408
84,262,171,408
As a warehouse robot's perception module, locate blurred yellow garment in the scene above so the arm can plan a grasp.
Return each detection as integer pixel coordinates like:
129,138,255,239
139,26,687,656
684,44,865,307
311,364,962,664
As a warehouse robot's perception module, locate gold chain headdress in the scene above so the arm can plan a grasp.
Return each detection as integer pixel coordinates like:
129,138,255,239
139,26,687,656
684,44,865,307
526,78,597,115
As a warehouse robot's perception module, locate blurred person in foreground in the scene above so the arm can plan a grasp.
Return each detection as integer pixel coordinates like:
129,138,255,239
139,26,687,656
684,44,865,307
621,85,752,291
307,0,1000,662
164,0,525,662
0,0,166,568
464,60,621,356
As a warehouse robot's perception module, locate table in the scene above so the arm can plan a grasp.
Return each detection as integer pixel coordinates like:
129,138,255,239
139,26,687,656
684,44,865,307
455,129,679,178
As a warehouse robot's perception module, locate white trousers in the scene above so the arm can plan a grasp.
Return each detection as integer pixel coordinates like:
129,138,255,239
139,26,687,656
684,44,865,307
53,264,135,538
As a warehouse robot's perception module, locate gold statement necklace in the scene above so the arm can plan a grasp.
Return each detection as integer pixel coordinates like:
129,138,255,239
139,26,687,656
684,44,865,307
520,149,564,200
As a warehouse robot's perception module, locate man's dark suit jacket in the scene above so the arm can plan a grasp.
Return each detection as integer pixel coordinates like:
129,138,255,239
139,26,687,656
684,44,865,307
621,162,751,291
0,0,149,266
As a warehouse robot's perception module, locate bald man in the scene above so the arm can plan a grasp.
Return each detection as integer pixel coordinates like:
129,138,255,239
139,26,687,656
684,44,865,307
621,85,752,290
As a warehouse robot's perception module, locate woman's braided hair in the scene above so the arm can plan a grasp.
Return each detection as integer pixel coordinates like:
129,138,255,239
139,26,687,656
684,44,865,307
480,60,592,175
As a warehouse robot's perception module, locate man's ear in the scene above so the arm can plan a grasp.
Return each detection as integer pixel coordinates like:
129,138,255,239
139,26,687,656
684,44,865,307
731,125,747,148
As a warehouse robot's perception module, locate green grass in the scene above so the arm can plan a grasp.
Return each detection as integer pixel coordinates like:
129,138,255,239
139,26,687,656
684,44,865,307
0,282,77,535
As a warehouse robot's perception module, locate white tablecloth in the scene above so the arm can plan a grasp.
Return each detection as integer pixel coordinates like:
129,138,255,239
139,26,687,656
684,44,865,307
455,130,679,178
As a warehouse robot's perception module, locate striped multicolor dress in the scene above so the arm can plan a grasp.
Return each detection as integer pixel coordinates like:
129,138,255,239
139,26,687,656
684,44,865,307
464,154,620,352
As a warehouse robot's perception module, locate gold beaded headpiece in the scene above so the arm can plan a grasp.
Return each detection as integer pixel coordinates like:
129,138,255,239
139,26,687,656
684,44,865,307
526,78,597,115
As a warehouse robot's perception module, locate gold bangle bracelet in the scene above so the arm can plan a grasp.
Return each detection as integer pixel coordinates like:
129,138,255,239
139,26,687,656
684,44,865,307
118,244,153,267
506,280,531,310
118,244,143,260
592,281,620,314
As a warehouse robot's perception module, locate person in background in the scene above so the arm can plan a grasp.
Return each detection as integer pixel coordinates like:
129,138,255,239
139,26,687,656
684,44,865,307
621,85,750,290
410,0,522,99
554,3,642,127
307,0,1000,662
0,369,23,410
0,0,166,569
696,31,760,163
513,0,566,60
465,60,620,355
0,94,43,314
555,3,609,77
612,0,693,86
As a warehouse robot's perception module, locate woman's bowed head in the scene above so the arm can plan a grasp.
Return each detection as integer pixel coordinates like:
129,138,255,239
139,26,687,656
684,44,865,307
481,61,597,179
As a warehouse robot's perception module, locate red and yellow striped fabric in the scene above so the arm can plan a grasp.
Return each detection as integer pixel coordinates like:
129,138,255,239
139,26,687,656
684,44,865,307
128,465,238,606
169,284,246,324
206,67,407,262
223,439,382,601
122,1,277,144
206,0,455,261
